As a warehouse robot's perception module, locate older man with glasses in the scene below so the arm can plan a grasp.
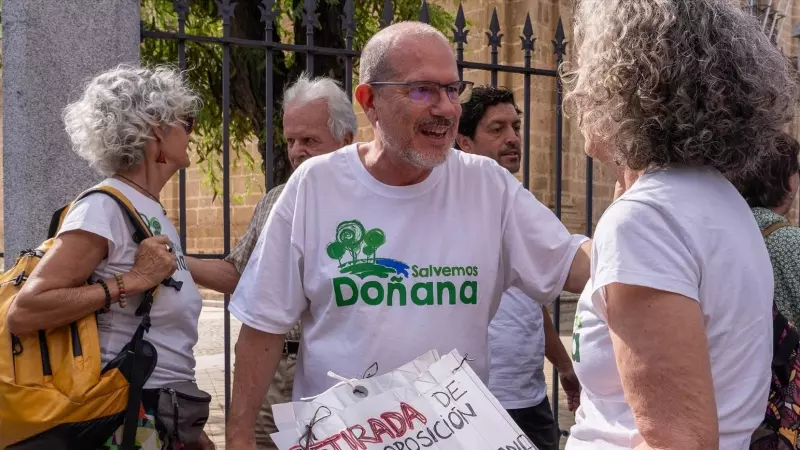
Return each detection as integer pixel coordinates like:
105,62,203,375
225,21,591,449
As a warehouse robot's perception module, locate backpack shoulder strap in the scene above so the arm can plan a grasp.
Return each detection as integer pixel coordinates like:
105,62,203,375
48,185,155,243
763,221,790,239
74,186,155,243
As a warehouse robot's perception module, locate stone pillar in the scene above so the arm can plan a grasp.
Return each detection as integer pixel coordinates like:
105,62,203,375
2,0,140,267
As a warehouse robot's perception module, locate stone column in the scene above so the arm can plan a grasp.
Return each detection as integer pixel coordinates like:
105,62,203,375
2,0,140,267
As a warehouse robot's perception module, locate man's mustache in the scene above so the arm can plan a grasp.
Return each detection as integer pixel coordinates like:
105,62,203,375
499,145,520,156
419,118,455,128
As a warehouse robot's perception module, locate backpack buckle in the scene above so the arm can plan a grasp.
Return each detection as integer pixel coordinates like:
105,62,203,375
13,272,25,286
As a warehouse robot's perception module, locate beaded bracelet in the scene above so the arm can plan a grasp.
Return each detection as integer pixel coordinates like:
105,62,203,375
114,273,127,308
96,279,111,313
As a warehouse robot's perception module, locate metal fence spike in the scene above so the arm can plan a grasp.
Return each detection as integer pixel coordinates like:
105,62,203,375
258,0,277,27
173,0,190,17
342,0,356,35
521,13,535,52
381,0,394,28
215,0,237,22
486,8,503,49
419,0,430,24
303,0,320,30
453,3,469,45
553,16,567,56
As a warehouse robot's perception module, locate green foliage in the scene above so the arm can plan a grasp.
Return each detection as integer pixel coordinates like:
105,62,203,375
140,0,456,199
141,0,257,203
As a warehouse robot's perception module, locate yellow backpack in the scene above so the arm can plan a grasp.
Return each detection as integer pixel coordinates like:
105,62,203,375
0,185,161,449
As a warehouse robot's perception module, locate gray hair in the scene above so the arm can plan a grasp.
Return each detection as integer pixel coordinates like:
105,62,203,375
562,0,800,177
282,73,358,142
359,21,450,84
63,64,201,177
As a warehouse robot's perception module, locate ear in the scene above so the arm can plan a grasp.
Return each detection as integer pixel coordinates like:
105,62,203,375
455,134,473,153
342,131,355,146
151,124,167,142
355,84,378,123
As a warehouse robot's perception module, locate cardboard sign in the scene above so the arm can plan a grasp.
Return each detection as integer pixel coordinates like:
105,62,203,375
271,349,537,450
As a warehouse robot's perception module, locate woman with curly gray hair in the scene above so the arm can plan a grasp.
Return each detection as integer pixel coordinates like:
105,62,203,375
562,0,797,449
7,65,214,449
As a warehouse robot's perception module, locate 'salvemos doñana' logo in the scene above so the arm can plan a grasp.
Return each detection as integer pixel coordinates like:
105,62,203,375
327,220,478,308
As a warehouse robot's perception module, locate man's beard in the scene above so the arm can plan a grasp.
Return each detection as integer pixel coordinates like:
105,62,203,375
397,144,452,169
379,123,454,169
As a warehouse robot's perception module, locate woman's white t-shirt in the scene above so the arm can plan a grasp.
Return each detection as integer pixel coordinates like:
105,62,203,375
567,166,773,449
58,178,202,389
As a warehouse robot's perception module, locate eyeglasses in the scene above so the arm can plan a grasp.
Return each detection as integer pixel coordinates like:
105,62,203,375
369,80,474,105
182,116,195,134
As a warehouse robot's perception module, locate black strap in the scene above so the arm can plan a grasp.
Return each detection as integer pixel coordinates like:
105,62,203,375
47,205,69,240
120,314,151,450
73,188,152,248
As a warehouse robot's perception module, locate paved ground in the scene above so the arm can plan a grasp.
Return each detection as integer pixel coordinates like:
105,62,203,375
195,303,577,450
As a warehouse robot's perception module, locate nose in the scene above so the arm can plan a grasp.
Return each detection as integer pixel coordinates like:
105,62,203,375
505,128,521,148
430,87,458,119
288,141,306,159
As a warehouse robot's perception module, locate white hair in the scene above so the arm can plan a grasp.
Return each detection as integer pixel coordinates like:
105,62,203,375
62,64,202,176
282,73,358,142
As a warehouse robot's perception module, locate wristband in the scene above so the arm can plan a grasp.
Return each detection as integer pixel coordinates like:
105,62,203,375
114,273,127,308
96,279,111,313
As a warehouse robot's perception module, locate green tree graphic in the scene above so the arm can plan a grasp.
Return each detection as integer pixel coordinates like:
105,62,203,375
362,229,386,263
328,220,394,278
336,220,366,264
326,241,346,266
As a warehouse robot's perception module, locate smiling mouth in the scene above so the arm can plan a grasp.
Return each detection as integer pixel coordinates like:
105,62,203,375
420,125,450,139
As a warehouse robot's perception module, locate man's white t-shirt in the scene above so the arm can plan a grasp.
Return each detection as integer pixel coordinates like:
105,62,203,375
567,167,773,449
488,287,547,410
58,178,203,389
229,144,587,400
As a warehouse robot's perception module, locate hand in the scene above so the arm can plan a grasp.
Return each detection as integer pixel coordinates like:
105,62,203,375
559,367,581,412
128,235,178,292
613,180,626,201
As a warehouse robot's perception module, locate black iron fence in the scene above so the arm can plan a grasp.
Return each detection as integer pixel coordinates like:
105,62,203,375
140,0,586,434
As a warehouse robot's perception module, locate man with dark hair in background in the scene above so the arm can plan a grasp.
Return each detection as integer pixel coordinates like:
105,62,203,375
456,85,581,450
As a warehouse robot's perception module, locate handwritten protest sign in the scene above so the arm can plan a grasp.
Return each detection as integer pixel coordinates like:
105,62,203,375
273,350,441,431
270,349,537,450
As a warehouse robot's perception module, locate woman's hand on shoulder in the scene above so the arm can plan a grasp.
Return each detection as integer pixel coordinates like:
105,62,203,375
125,235,178,294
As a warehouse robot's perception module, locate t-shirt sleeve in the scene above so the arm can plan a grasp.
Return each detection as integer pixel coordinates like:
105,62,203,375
502,184,589,306
591,199,700,302
56,193,128,259
228,194,306,335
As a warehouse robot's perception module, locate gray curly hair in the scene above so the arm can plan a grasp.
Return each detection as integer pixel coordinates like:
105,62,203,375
562,0,799,176
62,64,202,176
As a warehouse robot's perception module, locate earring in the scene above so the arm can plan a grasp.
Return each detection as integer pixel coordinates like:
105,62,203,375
156,149,166,164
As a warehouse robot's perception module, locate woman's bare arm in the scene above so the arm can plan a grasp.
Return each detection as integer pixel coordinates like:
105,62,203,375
605,283,718,450
7,230,174,335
